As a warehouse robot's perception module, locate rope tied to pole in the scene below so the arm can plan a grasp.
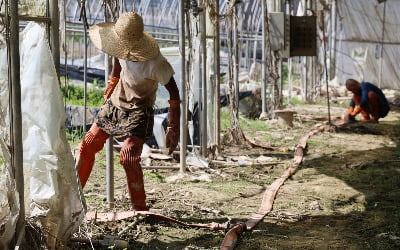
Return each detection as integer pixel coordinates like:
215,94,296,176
79,0,89,29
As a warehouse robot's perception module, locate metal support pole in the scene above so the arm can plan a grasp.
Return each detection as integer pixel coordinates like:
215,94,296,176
279,60,283,105
214,0,221,154
261,0,267,116
83,9,88,133
105,121,114,207
322,11,331,124
233,5,239,115
105,56,114,208
277,0,283,106
301,57,307,101
49,0,60,77
200,0,207,156
300,0,307,102
179,0,187,173
378,1,386,88
104,3,115,209
288,58,292,105
10,0,25,246
286,0,292,105
329,0,336,80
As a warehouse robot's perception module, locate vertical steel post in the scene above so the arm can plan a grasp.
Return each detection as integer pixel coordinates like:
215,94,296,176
378,1,386,88
261,0,267,115
277,0,283,106
104,5,114,208
82,1,88,133
322,11,331,124
10,0,25,246
301,58,307,101
179,0,187,172
286,0,292,105
214,0,221,154
105,74,114,208
288,59,292,104
200,0,207,156
233,4,239,115
329,0,336,80
300,0,307,102
49,0,60,77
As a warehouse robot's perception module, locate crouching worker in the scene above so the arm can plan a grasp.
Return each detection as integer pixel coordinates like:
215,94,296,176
75,12,180,211
344,79,390,123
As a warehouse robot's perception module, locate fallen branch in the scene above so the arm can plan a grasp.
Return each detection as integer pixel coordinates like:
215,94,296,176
118,219,141,237
182,200,222,216
85,210,228,230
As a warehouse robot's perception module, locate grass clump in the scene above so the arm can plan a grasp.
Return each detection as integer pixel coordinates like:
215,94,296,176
220,107,270,132
144,171,166,183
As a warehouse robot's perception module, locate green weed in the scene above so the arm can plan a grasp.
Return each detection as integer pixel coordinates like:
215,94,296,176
220,107,270,132
61,85,104,107
144,171,165,183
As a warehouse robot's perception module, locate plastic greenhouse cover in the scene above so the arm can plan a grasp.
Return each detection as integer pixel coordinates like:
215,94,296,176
0,22,85,248
332,0,400,89
0,34,18,249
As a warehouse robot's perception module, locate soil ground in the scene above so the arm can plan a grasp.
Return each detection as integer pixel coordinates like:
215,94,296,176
68,104,400,250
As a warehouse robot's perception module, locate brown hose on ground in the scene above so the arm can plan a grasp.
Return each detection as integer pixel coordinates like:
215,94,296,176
220,123,328,250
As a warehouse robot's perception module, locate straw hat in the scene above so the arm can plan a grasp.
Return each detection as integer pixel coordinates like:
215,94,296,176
89,12,159,61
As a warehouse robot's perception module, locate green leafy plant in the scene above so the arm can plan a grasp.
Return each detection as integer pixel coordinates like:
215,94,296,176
61,85,104,107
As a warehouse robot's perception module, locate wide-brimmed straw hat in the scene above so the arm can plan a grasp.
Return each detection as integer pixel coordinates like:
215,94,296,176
89,12,159,62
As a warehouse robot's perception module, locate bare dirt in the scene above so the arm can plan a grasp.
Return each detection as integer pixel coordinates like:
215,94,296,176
68,104,400,250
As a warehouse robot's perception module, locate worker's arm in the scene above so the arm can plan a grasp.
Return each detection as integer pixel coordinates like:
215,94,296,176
110,57,121,78
164,77,180,154
103,58,121,100
347,97,361,117
164,76,180,100
344,100,357,123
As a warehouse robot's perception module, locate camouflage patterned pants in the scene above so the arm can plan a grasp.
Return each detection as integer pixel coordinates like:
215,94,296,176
95,100,154,140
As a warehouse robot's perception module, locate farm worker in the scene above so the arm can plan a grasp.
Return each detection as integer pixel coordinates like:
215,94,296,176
75,12,180,211
344,79,390,123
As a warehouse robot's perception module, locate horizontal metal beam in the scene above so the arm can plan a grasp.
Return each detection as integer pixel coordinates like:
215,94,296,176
0,13,51,23
19,16,51,23
336,38,400,46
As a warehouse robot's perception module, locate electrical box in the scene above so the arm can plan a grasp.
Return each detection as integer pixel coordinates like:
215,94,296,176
290,16,317,56
269,13,316,58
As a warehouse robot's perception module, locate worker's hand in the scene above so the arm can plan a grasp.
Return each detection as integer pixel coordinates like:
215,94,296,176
343,113,356,123
165,100,180,154
350,105,361,116
343,113,350,123
103,75,119,100
347,106,354,115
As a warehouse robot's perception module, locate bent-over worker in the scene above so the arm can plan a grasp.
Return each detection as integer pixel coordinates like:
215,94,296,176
344,79,389,123
75,12,180,211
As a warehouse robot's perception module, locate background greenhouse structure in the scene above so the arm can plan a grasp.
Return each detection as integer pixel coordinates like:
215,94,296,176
0,0,399,249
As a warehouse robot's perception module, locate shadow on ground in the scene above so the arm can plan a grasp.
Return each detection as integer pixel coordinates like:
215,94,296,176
233,121,400,249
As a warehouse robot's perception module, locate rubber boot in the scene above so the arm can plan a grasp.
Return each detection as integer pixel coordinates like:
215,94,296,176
120,136,148,211
75,123,109,188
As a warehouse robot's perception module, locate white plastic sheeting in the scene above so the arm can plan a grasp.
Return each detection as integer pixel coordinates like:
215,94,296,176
0,23,85,247
0,35,19,249
332,0,400,89
155,47,183,108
